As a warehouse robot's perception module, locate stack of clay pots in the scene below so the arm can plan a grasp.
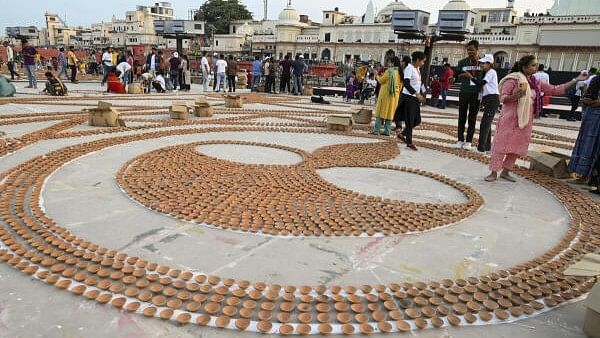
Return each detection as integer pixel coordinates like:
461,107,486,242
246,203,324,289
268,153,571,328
193,97,213,117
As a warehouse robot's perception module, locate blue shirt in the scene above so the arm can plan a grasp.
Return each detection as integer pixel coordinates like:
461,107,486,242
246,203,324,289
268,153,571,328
252,60,262,76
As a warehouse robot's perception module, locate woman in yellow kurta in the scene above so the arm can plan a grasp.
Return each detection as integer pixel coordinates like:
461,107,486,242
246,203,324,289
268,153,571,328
371,56,402,136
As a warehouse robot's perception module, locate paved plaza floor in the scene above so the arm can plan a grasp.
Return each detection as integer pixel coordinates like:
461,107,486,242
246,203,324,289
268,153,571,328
0,81,594,337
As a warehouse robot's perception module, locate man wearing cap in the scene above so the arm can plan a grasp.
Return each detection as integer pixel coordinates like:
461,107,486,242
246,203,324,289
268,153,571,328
472,54,499,153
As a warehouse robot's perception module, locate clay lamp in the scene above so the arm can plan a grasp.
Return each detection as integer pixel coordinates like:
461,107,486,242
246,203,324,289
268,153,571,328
405,307,422,319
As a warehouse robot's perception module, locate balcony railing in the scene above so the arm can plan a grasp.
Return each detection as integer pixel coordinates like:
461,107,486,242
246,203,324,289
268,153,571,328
466,33,515,44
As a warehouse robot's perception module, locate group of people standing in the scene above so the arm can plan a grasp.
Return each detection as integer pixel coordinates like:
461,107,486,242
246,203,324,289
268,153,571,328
200,52,239,93
371,51,426,151
369,39,590,184
250,54,308,95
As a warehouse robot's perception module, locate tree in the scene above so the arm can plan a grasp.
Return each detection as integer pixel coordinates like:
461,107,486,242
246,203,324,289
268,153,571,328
194,0,254,35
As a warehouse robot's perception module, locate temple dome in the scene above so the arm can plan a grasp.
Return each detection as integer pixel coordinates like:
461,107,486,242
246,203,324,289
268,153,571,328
376,1,411,22
278,2,301,24
442,0,472,11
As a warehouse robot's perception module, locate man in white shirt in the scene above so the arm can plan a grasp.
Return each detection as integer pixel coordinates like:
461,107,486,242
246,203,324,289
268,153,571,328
101,46,114,86
215,54,228,92
2,41,19,80
533,64,550,84
200,51,210,91
115,62,132,85
476,54,500,153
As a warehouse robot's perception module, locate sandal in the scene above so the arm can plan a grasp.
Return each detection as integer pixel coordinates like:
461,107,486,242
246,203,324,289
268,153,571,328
500,172,516,182
484,174,497,182
397,133,406,142
407,144,418,151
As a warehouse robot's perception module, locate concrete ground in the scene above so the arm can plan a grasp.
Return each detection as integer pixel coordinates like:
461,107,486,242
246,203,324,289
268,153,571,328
0,81,592,338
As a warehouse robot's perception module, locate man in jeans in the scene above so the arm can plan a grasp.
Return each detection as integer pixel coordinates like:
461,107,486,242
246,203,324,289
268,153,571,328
2,41,19,80
226,55,238,93
215,54,228,92
292,55,305,95
454,40,482,151
251,55,262,92
200,51,210,91
279,54,292,94
21,39,37,89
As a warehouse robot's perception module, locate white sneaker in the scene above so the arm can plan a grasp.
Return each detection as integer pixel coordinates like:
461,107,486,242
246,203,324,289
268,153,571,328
463,142,472,151
454,141,464,149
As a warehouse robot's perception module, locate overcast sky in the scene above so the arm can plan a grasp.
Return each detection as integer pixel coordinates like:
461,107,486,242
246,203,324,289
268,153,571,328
1,0,556,33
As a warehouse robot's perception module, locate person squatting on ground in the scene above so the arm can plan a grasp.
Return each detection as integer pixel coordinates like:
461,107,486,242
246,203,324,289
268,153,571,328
485,55,587,182
455,40,483,151
370,56,402,136
42,71,67,96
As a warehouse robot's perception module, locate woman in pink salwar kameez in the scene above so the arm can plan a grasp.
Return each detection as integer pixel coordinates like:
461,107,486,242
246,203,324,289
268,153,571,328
485,55,587,182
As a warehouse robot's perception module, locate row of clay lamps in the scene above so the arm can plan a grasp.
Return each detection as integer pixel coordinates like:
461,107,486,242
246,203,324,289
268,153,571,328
117,140,482,236
0,111,597,334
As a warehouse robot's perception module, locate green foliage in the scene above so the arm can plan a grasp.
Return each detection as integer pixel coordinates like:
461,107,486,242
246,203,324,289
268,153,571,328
194,0,254,35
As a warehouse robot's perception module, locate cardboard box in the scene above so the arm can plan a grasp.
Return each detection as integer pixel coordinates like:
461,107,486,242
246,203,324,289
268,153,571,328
327,114,354,132
352,109,373,124
170,111,190,120
87,102,121,127
584,282,600,338
194,106,213,117
528,150,570,178
128,83,143,94
303,86,314,96
224,95,244,108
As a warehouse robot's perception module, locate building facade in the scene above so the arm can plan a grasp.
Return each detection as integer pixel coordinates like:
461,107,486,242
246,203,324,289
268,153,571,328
205,0,600,72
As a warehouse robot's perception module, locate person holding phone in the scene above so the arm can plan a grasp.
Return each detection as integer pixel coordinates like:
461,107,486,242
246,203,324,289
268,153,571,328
455,40,482,151
485,55,587,182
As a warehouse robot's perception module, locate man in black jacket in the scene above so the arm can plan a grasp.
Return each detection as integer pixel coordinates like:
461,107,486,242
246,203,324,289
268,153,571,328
454,40,482,151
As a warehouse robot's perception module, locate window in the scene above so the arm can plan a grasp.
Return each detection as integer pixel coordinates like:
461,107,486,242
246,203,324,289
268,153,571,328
324,33,331,42
481,15,487,23
233,26,236,34
325,14,329,19
216,40,219,46
195,24,203,30
338,39,344,42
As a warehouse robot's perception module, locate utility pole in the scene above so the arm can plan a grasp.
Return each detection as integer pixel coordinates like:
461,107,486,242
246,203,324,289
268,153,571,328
263,0,268,21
